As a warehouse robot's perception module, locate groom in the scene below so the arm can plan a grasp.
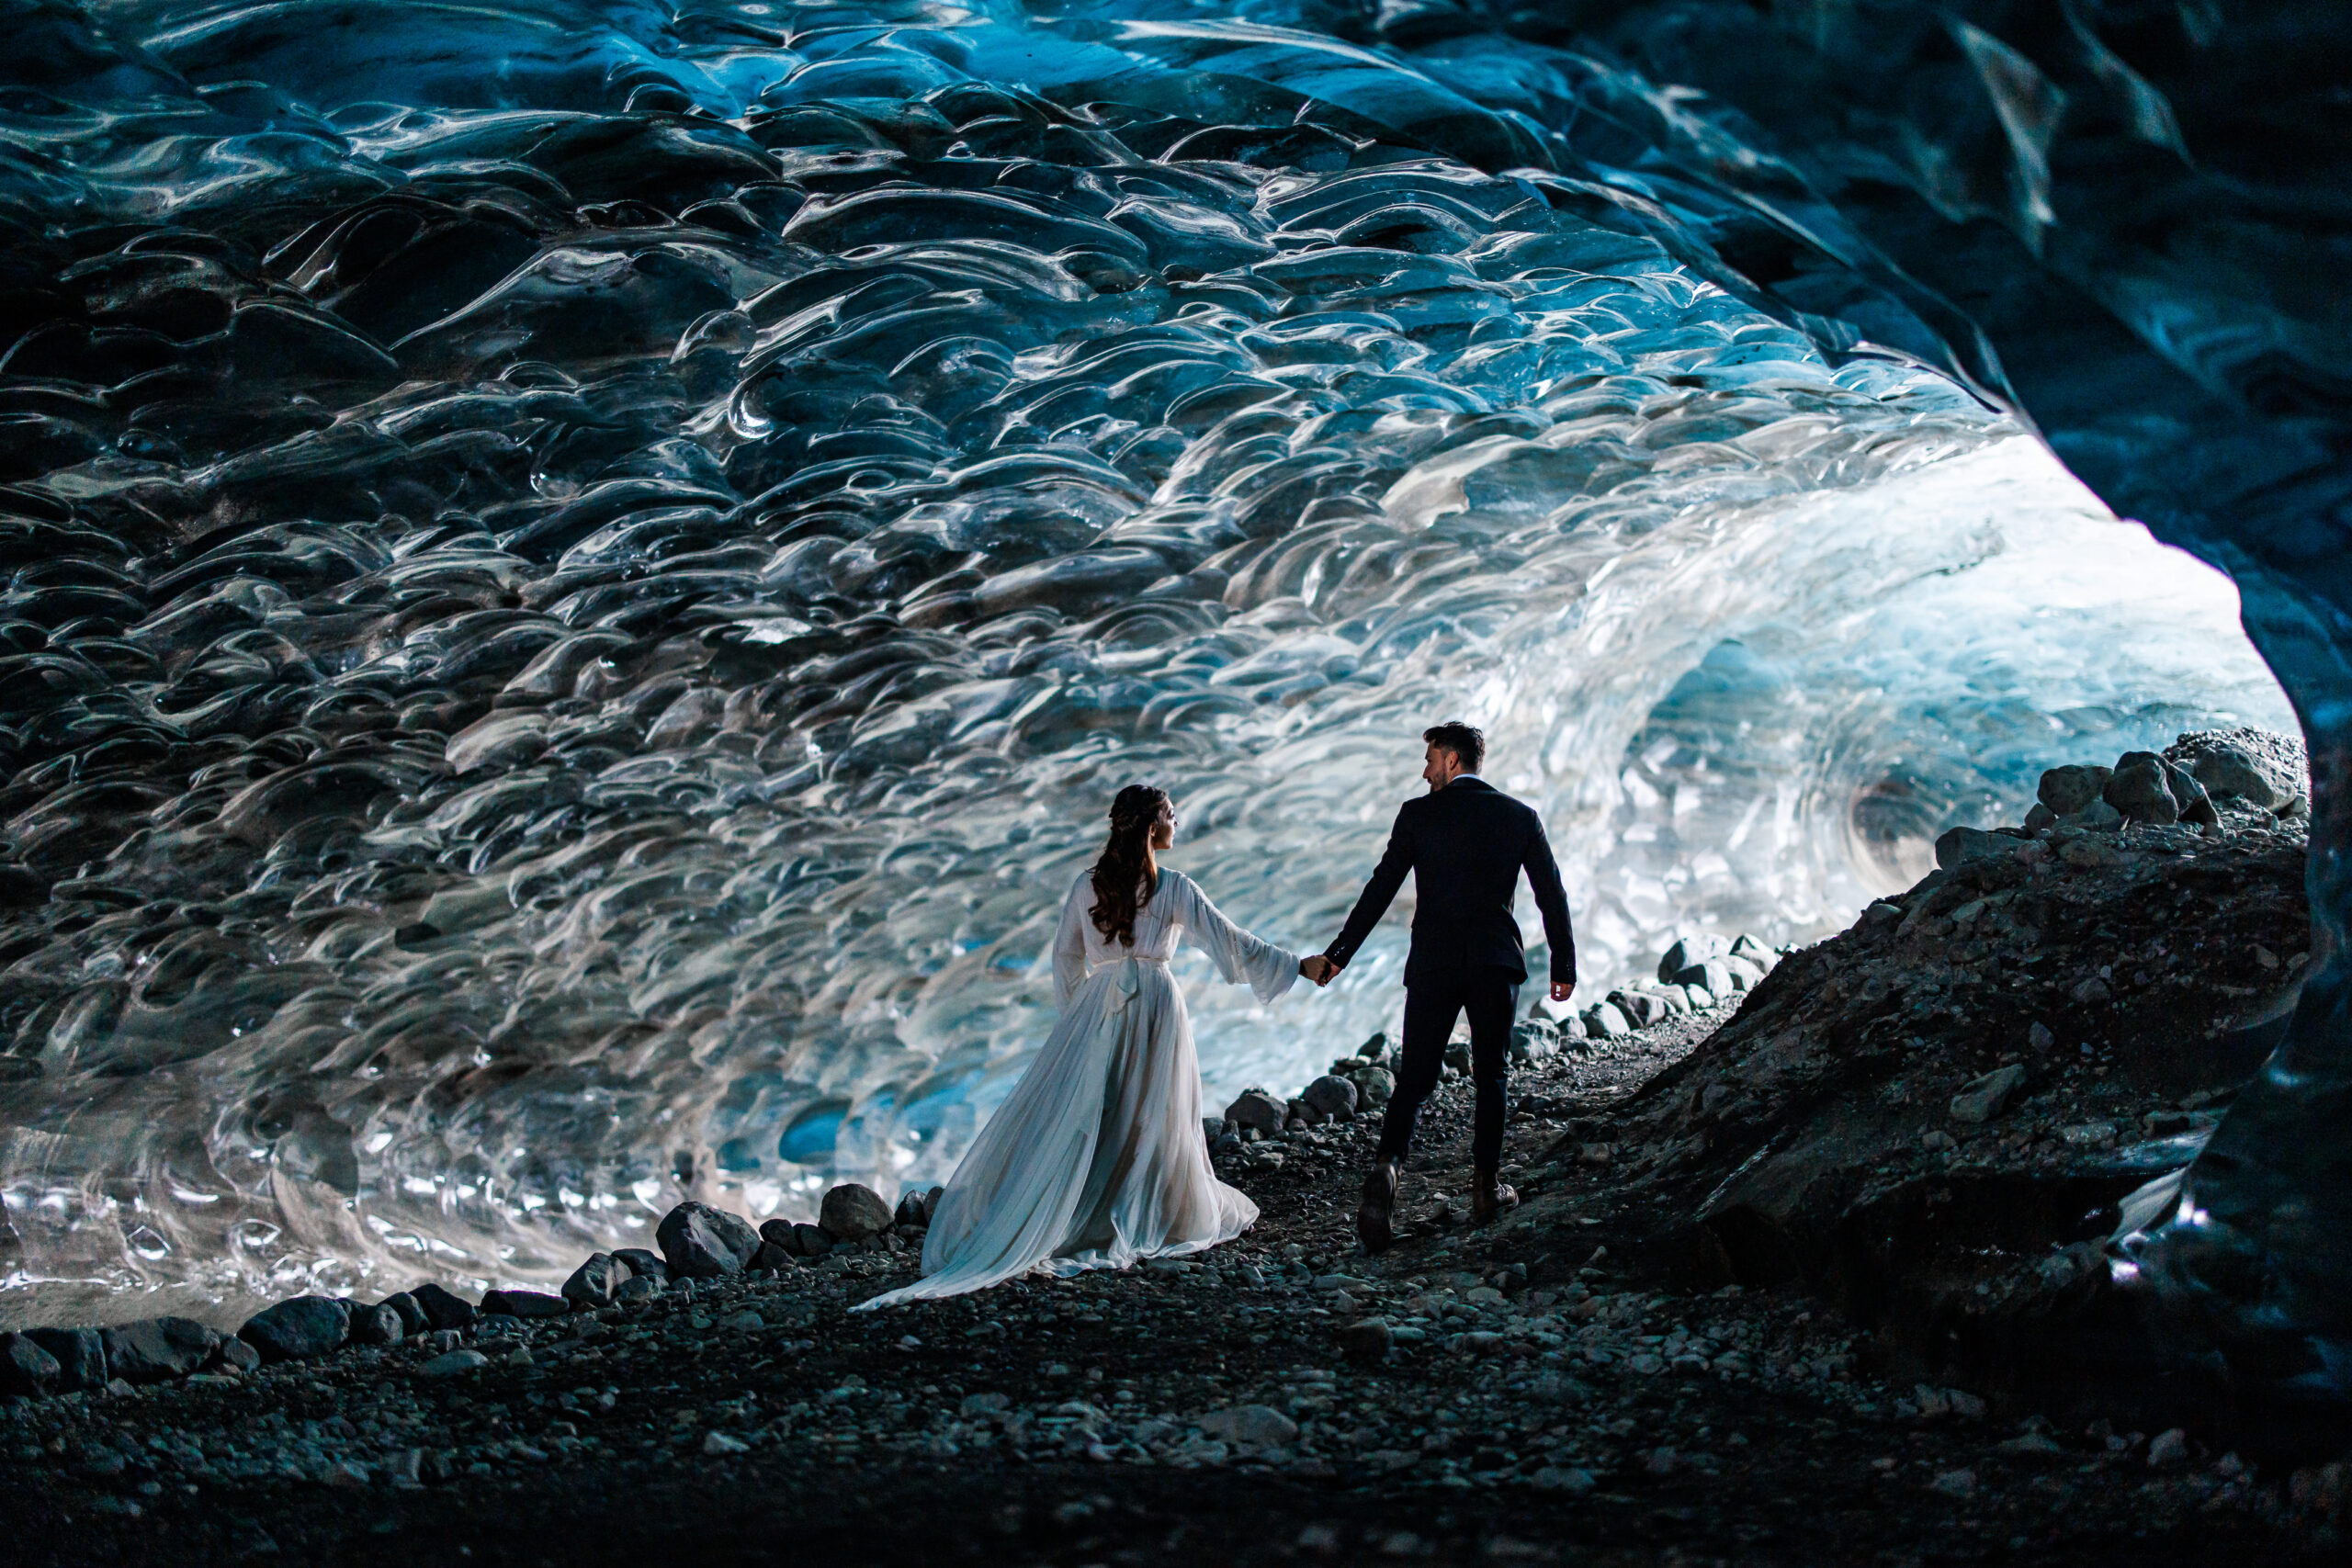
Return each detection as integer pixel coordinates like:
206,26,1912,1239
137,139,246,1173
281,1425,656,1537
1300,723,1576,1253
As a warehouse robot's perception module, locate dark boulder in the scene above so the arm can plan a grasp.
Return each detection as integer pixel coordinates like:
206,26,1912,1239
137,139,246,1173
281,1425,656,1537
480,1288,569,1319
892,1190,932,1230
349,1303,405,1347
562,1253,631,1309
102,1316,220,1383
819,1183,893,1243
656,1201,761,1280
379,1292,427,1337
239,1295,351,1362
0,1332,60,1395
23,1326,105,1392
2038,764,2111,817
2104,754,2178,824
409,1281,476,1331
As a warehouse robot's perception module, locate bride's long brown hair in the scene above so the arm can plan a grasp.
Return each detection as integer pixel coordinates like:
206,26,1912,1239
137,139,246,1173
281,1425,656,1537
1090,784,1169,947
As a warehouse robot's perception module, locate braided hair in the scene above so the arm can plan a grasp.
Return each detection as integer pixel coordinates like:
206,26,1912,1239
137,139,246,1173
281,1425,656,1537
1089,784,1170,947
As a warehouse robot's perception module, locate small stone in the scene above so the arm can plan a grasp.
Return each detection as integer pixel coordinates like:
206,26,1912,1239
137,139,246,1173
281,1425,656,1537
410,1282,477,1331
349,1303,405,1348
1582,1001,1630,1039
216,1337,261,1373
239,1297,350,1363
1532,1465,1596,1495
379,1292,428,1337
819,1184,895,1243
1644,1447,1679,1475
562,1253,631,1310
23,1327,106,1392
417,1348,489,1378
790,1222,833,1258
1656,934,1728,983
1929,1468,1977,1497
0,1332,60,1396
1301,1075,1358,1119
1197,1404,1298,1447
718,1310,764,1332
2147,1427,2190,1468
612,1247,669,1282
959,1392,1011,1418
323,1461,371,1488
479,1289,570,1319
893,1189,932,1230
2028,1021,2056,1052
702,1430,750,1455
657,1201,763,1279
1223,1088,1288,1137
1951,1065,2029,1124
1337,1318,1392,1362
103,1316,222,1382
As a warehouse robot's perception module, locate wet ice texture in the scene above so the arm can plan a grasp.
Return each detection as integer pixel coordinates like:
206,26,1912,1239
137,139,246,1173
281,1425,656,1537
0,2,2292,1317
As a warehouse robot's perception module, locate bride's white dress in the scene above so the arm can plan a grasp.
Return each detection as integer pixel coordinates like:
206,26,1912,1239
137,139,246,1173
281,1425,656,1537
856,867,1296,1309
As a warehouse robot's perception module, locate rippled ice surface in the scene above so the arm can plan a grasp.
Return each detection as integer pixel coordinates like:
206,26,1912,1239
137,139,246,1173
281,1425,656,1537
0,1,2291,1319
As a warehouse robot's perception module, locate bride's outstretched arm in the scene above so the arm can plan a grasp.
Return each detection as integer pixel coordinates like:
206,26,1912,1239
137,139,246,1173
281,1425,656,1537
1178,876,1299,1004
1051,875,1090,1009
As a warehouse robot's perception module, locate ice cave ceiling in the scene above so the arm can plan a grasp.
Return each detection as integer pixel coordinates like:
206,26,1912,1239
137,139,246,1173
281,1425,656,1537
0,0,2340,1402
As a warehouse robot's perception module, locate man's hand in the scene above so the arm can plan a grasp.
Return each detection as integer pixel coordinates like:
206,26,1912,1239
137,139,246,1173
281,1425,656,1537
1300,955,1337,987
1549,980,1575,1004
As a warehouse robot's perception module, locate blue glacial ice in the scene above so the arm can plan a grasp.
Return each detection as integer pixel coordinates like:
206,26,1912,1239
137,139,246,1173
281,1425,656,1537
0,0,2335,1411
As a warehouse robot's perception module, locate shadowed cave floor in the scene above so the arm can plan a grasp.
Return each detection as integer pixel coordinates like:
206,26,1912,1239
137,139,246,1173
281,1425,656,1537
2,815,2346,1565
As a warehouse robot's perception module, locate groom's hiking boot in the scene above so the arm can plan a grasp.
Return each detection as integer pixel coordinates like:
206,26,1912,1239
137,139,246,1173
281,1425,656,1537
1471,1170,1519,1224
1356,1157,1402,1254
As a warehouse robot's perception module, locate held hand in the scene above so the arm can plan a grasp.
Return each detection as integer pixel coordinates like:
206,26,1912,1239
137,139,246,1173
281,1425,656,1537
1550,980,1575,1004
1299,955,1337,987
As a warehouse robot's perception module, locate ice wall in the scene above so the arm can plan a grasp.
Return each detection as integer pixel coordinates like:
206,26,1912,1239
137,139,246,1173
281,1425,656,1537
0,1,2310,1337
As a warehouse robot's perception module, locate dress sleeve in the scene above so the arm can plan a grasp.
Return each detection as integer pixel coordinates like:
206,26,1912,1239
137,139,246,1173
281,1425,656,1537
1052,874,1091,1010
1176,874,1298,1004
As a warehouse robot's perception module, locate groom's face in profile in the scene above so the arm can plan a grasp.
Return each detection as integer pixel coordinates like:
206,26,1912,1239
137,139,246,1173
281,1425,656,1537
1422,744,1466,793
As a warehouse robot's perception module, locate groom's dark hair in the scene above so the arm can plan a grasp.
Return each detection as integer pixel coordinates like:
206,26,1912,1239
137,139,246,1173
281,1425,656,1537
1423,722,1485,772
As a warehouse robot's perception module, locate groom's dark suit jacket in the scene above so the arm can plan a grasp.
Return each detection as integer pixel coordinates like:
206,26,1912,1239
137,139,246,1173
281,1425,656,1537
1323,776,1576,987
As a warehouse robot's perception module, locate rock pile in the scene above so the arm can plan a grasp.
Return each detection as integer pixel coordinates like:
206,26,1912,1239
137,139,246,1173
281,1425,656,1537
1547,728,2313,1424
0,1182,940,1404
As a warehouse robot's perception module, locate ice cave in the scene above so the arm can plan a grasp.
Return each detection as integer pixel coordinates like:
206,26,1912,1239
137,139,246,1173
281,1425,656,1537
0,1,2343,1557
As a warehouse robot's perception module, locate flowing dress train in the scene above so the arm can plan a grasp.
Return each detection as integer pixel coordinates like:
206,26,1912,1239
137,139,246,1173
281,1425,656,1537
855,868,1295,1309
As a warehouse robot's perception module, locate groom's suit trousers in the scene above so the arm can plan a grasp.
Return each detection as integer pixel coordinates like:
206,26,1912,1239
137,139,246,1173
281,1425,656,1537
1376,965,1518,1172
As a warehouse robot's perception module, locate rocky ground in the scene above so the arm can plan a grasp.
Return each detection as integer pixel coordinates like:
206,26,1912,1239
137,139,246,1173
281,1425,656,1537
1,732,2347,1564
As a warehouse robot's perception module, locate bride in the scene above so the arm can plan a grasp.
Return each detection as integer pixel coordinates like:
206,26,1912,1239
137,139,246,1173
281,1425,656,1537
858,784,1313,1308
